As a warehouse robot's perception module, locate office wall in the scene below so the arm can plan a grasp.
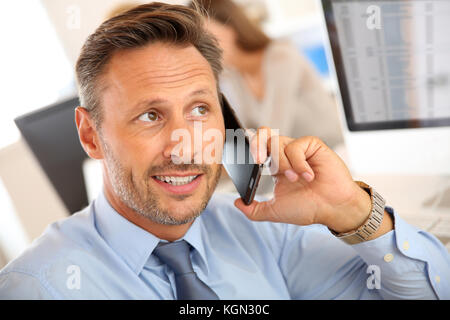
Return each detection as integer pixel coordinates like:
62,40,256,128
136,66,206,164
0,249,6,270
40,0,318,68
0,140,68,243
40,0,188,67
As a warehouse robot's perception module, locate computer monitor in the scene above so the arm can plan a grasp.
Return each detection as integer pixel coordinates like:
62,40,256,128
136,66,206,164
321,0,450,174
15,97,90,214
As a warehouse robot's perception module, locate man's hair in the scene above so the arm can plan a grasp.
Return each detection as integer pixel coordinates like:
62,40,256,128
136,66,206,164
76,2,223,128
190,0,271,52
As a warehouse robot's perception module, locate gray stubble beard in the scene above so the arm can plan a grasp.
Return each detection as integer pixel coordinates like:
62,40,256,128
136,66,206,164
100,136,222,226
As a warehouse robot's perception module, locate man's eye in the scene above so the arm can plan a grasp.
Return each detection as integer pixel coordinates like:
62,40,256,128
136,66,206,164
191,106,208,117
138,111,159,122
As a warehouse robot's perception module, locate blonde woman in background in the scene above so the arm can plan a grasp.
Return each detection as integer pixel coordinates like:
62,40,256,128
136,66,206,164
192,0,344,148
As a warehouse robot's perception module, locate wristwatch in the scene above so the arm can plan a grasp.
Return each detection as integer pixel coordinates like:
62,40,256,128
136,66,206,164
329,181,386,245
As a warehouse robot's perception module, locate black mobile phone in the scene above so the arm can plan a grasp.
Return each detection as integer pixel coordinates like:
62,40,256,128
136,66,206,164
220,94,265,205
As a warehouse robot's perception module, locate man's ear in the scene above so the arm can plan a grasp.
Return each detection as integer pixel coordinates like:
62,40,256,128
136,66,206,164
75,107,104,160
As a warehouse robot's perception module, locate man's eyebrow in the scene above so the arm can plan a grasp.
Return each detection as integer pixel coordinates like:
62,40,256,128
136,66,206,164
189,88,214,98
132,88,215,112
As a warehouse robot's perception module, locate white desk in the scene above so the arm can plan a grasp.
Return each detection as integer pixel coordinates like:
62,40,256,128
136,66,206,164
336,144,450,249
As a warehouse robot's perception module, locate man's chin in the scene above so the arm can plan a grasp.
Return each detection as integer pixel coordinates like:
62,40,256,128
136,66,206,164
147,208,201,226
158,198,206,222
142,167,221,225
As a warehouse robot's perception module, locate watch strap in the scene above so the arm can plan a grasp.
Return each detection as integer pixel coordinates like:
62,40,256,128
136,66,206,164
329,181,386,245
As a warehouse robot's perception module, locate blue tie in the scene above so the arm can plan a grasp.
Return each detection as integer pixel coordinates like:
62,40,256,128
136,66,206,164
153,240,219,300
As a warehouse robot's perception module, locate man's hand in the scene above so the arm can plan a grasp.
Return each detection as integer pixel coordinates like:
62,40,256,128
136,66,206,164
234,127,392,236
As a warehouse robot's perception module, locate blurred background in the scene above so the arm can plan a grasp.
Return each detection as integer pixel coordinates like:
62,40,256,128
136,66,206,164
1,0,449,269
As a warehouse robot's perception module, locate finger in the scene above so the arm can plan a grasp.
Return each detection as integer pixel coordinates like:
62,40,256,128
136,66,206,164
249,126,272,164
246,128,259,164
234,198,274,222
266,135,295,176
284,136,323,182
284,169,300,183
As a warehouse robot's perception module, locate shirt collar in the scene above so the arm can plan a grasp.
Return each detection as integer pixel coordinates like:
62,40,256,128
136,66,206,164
93,189,209,275
94,190,159,275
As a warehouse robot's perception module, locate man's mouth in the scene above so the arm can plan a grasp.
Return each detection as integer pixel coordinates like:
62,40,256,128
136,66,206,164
153,175,200,186
151,173,204,195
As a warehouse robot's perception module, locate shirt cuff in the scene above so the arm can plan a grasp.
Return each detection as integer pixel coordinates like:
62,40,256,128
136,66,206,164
351,207,448,299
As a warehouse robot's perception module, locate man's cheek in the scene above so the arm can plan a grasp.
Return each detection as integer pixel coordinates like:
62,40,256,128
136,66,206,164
134,158,155,185
202,127,224,165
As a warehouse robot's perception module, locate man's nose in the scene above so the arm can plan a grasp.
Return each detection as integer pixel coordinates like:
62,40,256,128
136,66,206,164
162,116,200,163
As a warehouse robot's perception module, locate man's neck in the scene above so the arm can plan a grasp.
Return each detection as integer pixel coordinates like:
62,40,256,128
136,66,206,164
103,184,193,242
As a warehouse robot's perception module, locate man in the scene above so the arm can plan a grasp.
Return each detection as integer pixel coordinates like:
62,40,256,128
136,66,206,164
0,3,448,299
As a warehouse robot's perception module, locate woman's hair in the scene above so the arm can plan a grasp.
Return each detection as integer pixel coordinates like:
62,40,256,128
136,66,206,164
191,0,271,52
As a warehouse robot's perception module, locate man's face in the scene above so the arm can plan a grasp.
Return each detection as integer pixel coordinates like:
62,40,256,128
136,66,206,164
98,42,225,225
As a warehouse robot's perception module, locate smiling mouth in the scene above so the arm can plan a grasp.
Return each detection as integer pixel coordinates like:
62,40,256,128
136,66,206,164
152,174,202,186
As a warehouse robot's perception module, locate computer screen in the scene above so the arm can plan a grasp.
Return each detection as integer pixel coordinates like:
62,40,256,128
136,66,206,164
14,97,89,214
323,0,450,131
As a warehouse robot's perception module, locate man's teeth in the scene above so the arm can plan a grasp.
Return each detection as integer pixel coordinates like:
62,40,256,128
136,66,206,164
155,175,198,186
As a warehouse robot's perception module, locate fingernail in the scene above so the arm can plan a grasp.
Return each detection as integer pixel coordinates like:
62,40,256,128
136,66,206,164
302,172,314,182
259,152,267,163
285,169,299,182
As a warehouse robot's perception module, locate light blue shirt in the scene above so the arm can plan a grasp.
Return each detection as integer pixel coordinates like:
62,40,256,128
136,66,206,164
0,190,449,299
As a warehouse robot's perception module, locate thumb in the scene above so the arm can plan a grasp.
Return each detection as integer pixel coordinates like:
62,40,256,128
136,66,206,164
234,198,273,222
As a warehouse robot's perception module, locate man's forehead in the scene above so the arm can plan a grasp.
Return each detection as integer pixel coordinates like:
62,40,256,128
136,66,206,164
106,42,216,84
100,42,219,117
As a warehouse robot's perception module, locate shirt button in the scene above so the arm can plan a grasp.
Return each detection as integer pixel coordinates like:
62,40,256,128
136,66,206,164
384,253,394,262
435,276,441,284
402,241,410,251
